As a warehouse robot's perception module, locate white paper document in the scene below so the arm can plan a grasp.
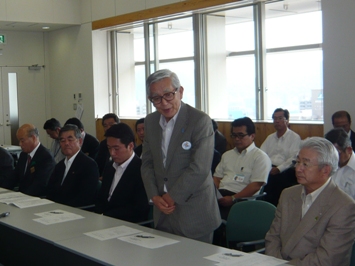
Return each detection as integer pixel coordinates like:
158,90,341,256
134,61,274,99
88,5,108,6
0,192,34,203
205,252,287,266
33,209,84,225
84,225,143,241
11,198,53,208
118,232,179,249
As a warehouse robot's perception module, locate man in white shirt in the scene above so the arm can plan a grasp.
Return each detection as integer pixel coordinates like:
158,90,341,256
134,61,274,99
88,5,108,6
261,108,301,206
213,117,271,219
325,127,355,199
266,137,355,265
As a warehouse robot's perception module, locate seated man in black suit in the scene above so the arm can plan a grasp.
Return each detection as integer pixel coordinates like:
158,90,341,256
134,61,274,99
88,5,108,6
64,117,99,160
47,124,99,207
0,147,14,187
4,124,55,196
134,118,145,158
95,123,149,223
96,113,119,176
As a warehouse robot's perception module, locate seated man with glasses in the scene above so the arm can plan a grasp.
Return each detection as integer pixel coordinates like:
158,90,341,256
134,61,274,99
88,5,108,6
266,137,355,265
261,108,301,206
213,117,271,219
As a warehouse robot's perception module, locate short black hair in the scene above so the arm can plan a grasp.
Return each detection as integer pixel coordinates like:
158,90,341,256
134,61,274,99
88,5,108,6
102,113,120,126
272,108,290,120
59,124,82,139
231,117,255,135
64,117,84,130
332,110,351,124
135,118,145,131
105,123,135,147
325,127,352,150
43,118,61,131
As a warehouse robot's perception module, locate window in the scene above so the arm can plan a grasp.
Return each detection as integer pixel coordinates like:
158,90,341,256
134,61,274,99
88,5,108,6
107,0,322,121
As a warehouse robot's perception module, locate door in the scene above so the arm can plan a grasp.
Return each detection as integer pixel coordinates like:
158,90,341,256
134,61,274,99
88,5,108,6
0,66,46,145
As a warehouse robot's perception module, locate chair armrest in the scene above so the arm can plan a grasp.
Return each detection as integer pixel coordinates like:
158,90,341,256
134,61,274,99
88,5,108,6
236,239,265,249
77,204,95,210
237,192,267,201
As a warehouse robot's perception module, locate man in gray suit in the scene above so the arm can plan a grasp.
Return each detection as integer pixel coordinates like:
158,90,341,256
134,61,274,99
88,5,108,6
141,69,221,243
265,137,355,265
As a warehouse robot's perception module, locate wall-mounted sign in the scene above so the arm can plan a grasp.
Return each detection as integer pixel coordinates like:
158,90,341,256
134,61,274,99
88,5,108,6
0,35,5,44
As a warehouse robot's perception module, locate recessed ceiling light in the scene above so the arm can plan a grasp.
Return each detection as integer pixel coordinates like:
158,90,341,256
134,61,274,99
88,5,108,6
42,26,50,30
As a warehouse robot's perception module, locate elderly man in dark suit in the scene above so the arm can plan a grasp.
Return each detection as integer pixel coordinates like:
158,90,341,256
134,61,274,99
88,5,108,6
141,69,221,243
4,124,55,196
95,123,149,223
47,124,99,207
64,117,99,160
266,137,355,265
0,147,14,187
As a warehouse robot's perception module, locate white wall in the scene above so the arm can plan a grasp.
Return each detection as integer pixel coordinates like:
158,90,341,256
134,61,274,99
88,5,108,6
45,23,96,135
322,0,355,133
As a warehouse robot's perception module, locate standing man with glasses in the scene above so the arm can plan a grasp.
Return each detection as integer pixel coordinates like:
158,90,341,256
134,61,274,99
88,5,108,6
141,69,221,243
266,137,355,265
261,108,301,206
213,117,271,219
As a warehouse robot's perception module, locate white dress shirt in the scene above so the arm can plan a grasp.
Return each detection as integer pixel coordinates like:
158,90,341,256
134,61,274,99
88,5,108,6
260,128,301,172
62,149,80,185
332,152,355,200
108,152,135,201
214,142,271,194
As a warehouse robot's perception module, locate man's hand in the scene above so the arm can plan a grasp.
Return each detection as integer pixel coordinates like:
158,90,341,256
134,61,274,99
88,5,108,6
270,167,280,175
152,195,175,214
218,196,234,206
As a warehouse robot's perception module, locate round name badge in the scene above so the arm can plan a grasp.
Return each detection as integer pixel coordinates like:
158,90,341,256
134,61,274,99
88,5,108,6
182,141,192,150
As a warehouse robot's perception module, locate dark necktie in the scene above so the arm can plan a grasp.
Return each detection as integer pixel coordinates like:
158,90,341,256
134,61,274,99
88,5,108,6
26,155,32,172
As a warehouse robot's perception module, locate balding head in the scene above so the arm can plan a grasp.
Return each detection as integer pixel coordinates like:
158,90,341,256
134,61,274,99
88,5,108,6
17,124,40,153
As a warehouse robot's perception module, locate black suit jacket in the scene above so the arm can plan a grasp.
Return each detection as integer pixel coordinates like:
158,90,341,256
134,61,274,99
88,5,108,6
47,151,99,207
215,130,227,155
95,155,149,223
9,144,55,197
134,144,143,158
350,130,355,152
82,133,99,160
0,147,14,187
96,139,111,176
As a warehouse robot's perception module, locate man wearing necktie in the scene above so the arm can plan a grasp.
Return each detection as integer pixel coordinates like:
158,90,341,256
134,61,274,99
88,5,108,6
47,124,99,207
4,124,55,196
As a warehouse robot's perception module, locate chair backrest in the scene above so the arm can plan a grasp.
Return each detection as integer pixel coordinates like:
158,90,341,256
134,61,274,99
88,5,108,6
350,241,355,266
226,200,276,244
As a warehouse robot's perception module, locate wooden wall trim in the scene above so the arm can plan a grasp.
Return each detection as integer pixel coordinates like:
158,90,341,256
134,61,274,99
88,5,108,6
92,0,242,30
96,118,324,150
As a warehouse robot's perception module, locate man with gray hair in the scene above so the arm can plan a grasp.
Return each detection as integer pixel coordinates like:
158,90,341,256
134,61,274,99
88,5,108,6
265,137,355,265
47,124,99,207
325,127,355,199
4,124,55,196
141,69,221,243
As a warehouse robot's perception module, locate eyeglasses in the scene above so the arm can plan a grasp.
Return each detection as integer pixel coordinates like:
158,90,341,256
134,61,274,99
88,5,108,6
149,88,178,105
230,133,249,139
293,160,320,169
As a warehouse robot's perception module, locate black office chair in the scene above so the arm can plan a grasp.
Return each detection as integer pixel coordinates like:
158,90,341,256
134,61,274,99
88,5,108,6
77,180,102,211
